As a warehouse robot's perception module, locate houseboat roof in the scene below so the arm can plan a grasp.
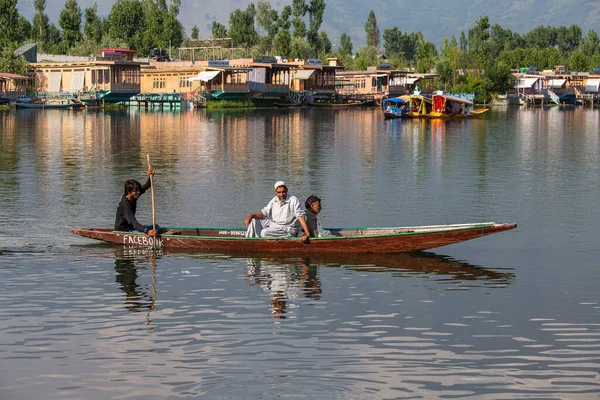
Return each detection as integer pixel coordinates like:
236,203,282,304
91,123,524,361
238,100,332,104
98,48,137,54
0,73,29,80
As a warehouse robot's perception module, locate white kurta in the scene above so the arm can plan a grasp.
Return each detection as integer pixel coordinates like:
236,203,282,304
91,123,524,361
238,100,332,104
246,194,306,238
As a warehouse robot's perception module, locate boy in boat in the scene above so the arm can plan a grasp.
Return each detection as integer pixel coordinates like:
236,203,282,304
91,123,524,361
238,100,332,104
114,169,157,237
304,195,331,238
244,181,310,242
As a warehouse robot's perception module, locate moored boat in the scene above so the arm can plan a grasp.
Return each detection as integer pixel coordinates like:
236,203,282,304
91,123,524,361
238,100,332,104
15,99,85,109
405,94,433,118
382,97,407,119
72,222,516,254
427,94,488,119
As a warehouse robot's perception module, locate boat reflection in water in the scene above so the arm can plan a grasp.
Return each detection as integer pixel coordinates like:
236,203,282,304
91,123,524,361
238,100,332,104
243,252,513,319
109,248,513,320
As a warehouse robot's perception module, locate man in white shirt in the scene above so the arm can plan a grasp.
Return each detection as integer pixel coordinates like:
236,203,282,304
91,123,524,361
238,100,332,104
244,181,310,242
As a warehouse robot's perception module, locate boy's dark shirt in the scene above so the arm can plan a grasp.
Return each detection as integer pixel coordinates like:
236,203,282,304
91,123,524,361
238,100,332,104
114,178,151,232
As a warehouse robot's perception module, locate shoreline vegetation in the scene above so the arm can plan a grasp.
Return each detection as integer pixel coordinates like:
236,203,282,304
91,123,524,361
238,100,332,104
1,1,599,103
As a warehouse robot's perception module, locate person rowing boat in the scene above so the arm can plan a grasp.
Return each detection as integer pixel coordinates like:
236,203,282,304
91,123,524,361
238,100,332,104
114,169,157,237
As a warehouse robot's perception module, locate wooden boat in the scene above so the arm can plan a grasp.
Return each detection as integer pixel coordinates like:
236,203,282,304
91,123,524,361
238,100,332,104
427,94,488,119
72,222,516,254
15,99,85,109
382,97,407,119
405,94,433,118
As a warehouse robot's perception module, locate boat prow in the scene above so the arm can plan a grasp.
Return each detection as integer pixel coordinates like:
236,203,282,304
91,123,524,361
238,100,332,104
72,222,517,254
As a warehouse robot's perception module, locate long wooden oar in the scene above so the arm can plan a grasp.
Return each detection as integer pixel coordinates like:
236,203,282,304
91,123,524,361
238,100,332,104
146,154,156,234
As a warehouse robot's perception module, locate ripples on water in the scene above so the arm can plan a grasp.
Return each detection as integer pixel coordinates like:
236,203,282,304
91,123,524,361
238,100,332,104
1,107,599,398
1,248,598,399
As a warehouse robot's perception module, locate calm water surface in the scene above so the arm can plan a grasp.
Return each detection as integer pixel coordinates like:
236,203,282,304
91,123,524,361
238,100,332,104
0,106,599,399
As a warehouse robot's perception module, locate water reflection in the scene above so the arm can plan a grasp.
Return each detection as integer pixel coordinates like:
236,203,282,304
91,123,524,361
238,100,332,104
236,252,511,319
113,249,158,313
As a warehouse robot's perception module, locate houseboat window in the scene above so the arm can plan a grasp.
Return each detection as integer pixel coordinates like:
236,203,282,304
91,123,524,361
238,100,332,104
104,70,109,84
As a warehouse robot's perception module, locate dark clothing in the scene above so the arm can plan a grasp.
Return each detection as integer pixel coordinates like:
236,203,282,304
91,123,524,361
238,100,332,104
114,178,151,232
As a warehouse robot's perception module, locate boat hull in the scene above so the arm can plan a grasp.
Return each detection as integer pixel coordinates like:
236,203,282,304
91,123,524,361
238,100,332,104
72,222,516,254
427,109,489,119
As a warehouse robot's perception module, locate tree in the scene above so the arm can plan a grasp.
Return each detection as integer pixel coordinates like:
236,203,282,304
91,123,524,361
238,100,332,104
318,31,331,55
354,45,378,70
556,24,582,57
275,5,292,56
212,21,227,38
275,29,291,57
364,10,379,49
83,3,102,43
106,0,144,50
32,0,50,51
382,27,419,64
568,49,588,71
290,37,311,60
0,43,29,74
228,4,258,47
415,34,437,73
0,0,22,48
468,15,490,69
580,30,600,57
59,0,82,49
523,25,557,48
191,25,199,39
339,33,352,56
256,0,273,37
291,0,307,39
169,0,181,16
307,0,325,52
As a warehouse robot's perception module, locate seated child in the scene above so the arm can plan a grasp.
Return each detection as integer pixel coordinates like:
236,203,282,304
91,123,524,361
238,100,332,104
304,195,331,237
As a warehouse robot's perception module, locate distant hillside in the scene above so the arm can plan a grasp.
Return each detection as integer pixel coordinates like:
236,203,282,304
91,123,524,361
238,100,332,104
16,0,600,50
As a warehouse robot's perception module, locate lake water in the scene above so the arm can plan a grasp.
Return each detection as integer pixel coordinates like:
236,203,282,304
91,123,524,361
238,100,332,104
1,106,599,399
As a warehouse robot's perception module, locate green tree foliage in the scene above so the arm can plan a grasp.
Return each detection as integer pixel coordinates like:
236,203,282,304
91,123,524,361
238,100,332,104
106,0,144,50
228,4,258,47
0,0,22,48
556,24,582,57
32,0,50,51
291,0,307,39
339,33,352,56
307,0,325,52
275,29,292,57
354,45,379,70
212,21,227,38
484,62,512,93
415,34,437,73
382,27,419,64
191,25,199,39
274,6,292,56
0,43,29,74
580,30,600,57
523,25,557,48
256,0,273,37
290,37,311,59
83,3,102,43
46,22,65,53
436,36,460,88
468,15,490,69
568,49,588,71
59,0,82,49
318,31,331,56
364,10,379,49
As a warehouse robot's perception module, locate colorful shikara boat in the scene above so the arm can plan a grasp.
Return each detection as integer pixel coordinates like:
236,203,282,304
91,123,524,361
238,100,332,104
382,97,407,119
427,94,488,119
405,94,433,118
72,222,516,254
